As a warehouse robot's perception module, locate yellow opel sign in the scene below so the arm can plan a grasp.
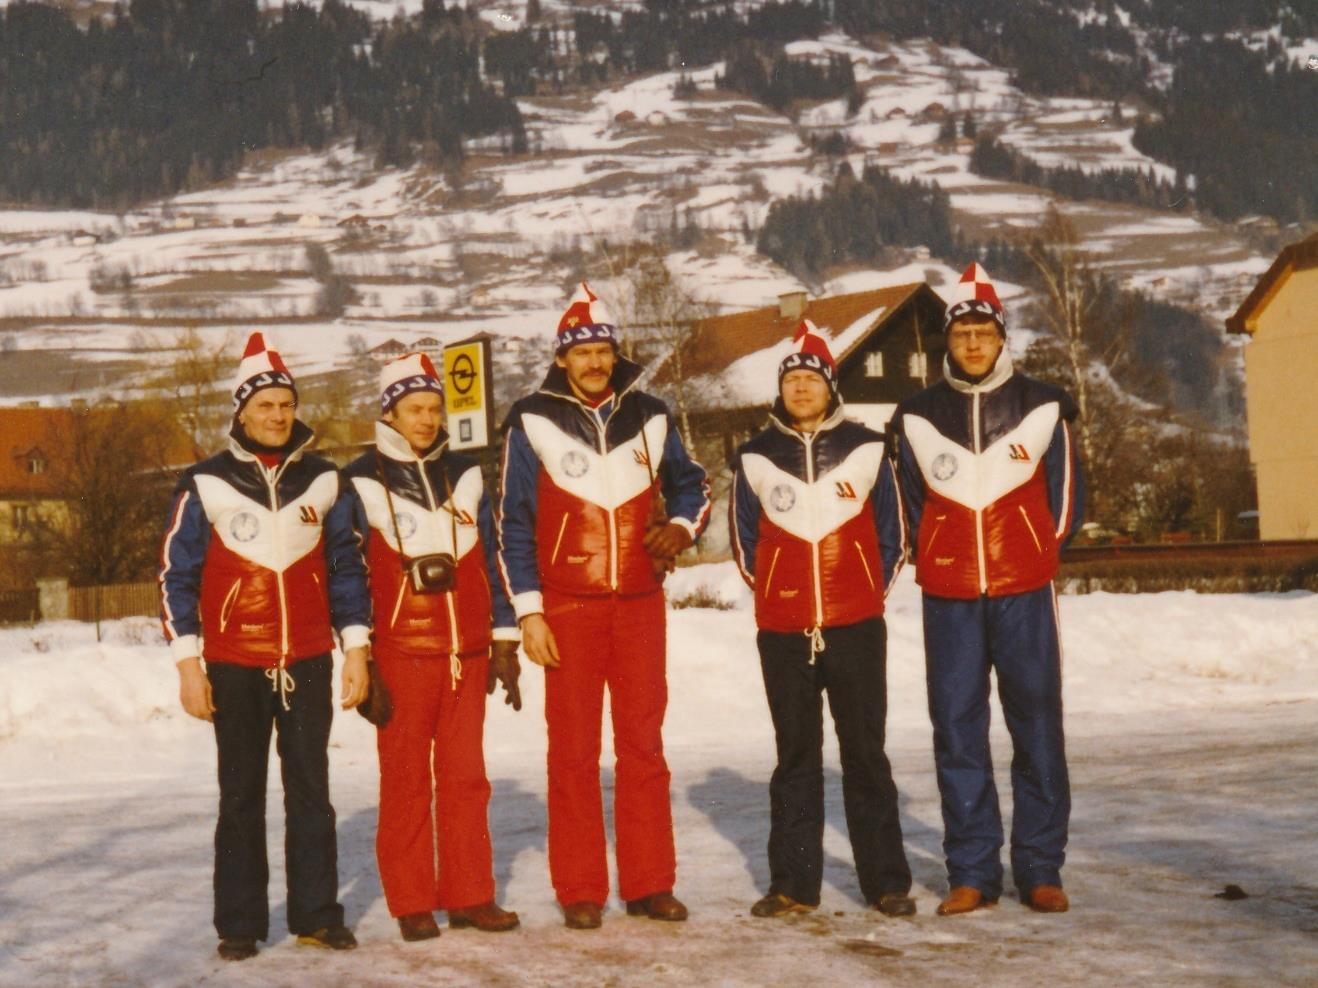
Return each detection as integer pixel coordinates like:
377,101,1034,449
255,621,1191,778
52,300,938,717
443,338,494,449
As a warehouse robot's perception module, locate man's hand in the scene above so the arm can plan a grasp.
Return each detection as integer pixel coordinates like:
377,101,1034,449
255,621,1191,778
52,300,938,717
177,657,215,721
519,613,561,669
643,521,693,561
341,645,371,709
486,640,523,711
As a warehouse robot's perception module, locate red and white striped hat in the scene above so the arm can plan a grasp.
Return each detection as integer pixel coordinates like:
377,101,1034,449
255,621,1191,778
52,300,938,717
232,332,296,411
555,282,618,354
944,262,1006,334
778,319,838,394
379,351,443,414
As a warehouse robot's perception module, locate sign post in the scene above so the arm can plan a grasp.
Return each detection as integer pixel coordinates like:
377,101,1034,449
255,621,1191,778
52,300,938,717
443,336,495,450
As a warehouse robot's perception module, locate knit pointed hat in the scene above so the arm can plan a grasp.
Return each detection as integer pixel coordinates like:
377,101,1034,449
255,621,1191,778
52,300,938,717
944,262,1006,334
555,282,618,354
232,332,297,411
379,351,444,415
778,319,838,394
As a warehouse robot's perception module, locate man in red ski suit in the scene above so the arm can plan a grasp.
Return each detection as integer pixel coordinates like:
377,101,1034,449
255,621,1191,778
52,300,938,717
159,332,371,961
496,283,711,929
340,353,522,941
891,264,1083,916
730,321,915,920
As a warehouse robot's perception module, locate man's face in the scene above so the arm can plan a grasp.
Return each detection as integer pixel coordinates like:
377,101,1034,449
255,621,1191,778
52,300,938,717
237,387,296,447
780,368,831,426
947,316,1004,378
555,341,616,400
385,391,443,454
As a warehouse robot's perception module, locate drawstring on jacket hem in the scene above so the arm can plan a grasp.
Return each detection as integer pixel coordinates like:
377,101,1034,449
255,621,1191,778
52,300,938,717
449,652,462,692
805,626,825,664
265,663,295,711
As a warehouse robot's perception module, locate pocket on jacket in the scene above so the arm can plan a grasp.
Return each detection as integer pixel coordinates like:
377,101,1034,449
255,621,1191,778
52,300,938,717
1018,505,1044,554
218,579,242,633
853,540,876,592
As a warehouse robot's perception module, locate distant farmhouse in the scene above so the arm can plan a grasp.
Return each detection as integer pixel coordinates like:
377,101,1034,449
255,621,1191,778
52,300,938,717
1227,232,1318,540
665,284,947,471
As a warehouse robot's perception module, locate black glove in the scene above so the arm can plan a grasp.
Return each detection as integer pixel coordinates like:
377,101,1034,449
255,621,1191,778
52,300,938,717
486,640,522,712
355,661,393,727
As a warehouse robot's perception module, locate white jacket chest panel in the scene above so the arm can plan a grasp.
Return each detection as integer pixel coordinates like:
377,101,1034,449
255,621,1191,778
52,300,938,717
195,470,337,572
742,441,883,543
522,411,666,511
904,402,1058,510
352,465,482,559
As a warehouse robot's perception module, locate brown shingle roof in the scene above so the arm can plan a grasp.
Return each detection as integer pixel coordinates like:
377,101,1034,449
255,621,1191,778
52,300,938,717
680,283,925,378
1226,233,1318,335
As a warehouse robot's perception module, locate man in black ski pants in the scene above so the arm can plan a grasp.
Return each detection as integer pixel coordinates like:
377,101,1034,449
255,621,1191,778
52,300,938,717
729,320,915,919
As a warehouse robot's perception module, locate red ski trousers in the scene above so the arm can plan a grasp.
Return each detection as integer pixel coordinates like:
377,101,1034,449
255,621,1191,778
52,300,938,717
373,642,494,917
542,588,675,906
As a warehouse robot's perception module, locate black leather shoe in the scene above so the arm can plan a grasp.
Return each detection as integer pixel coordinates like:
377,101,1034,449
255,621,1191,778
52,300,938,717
563,901,603,930
297,924,358,950
398,912,441,941
624,891,688,921
217,937,258,961
750,893,815,918
873,893,917,918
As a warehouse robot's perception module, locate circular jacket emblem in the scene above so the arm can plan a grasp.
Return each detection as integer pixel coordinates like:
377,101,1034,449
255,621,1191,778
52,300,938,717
768,484,797,513
561,450,589,478
931,453,958,481
394,511,418,540
229,511,260,543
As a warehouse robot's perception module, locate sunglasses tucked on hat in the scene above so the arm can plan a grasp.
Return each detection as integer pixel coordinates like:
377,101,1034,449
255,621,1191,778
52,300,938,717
233,331,297,411
943,262,1006,335
778,319,839,394
379,351,444,415
556,282,618,355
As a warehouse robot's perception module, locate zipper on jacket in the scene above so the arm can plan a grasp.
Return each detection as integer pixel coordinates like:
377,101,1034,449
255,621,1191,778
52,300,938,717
550,511,570,566
972,392,988,594
854,540,876,592
590,405,619,591
416,456,461,652
1018,505,1044,553
801,431,824,626
264,465,291,662
219,579,241,633
763,546,782,598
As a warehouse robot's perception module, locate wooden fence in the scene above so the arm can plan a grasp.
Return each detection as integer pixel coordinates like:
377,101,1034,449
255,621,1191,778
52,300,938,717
0,588,39,625
68,581,159,623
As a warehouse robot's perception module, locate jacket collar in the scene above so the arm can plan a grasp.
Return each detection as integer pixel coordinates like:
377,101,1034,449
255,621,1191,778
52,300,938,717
537,353,645,409
228,418,315,465
943,346,1015,396
767,395,847,440
374,419,448,463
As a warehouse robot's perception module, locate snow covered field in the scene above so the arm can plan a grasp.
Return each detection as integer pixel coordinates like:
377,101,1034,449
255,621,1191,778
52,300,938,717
1,564,1315,986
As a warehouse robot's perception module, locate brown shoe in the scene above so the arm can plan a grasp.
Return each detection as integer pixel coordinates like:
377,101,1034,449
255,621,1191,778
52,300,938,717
1024,885,1070,913
563,901,603,930
750,893,816,918
448,901,521,932
872,893,917,918
936,886,998,916
397,912,441,941
624,891,688,922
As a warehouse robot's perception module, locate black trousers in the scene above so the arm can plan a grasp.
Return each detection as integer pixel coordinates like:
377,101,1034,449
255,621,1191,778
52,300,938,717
207,654,343,940
757,617,911,906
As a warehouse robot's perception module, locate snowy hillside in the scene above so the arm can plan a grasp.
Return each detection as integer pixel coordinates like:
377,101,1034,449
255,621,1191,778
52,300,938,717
2,565,1316,985
0,28,1279,408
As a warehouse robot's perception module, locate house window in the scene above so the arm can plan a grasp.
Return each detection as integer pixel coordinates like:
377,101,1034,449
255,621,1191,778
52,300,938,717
28,457,46,475
908,352,928,379
864,352,884,377
13,505,30,530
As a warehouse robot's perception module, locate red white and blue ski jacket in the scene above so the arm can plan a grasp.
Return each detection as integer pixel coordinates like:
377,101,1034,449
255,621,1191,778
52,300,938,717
158,421,371,669
340,421,516,659
892,352,1083,600
730,402,906,634
497,357,711,618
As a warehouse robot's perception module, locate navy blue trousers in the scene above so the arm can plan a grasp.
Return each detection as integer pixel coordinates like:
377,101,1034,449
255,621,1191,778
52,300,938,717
207,654,344,940
922,586,1069,899
757,617,911,906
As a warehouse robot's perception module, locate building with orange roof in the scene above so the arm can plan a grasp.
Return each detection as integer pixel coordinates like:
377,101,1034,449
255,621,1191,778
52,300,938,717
1226,233,1318,540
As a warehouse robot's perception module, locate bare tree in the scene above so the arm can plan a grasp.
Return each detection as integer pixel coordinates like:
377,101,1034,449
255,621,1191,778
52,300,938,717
145,327,236,451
